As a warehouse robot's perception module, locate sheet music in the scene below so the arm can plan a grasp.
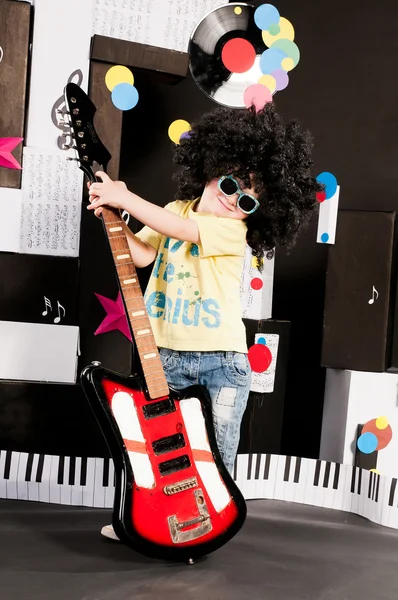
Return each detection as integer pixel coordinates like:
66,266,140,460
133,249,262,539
0,188,23,253
250,333,279,394
240,245,275,320
20,148,83,257
93,0,226,52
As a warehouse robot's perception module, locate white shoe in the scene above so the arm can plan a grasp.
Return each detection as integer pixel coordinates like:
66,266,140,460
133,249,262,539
100,524,120,541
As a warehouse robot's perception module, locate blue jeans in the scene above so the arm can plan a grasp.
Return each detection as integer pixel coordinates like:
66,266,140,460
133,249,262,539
159,349,251,474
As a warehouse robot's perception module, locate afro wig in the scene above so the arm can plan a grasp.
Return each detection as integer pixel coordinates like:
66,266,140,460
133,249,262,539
173,103,323,264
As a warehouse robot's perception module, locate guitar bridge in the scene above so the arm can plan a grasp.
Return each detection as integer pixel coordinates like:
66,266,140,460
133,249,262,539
163,477,198,495
168,489,212,543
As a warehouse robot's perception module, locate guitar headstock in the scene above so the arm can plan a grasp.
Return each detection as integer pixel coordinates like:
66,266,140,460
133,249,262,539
63,82,112,183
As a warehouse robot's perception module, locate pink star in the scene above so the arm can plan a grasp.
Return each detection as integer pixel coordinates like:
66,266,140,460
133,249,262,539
94,292,132,342
0,137,23,170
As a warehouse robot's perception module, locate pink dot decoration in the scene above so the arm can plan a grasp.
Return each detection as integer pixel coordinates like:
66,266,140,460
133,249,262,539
221,38,256,73
250,277,263,290
244,83,272,112
248,344,272,373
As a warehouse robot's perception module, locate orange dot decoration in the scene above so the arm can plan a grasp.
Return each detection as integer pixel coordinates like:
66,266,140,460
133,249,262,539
362,417,393,451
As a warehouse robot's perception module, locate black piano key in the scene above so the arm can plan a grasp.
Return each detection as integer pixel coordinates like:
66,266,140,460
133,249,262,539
103,458,110,487
68,456,76,486
313,460,321,487
388,478,397,507
263,454,271,480
333,463,340,490
294,457,301,484
80,457,87,486
25,453,34,482
4,451,12,480
350,466,356,494
36,454,45,483
375,474,380,503
57,456,65,485
357,468,362,494
283,456,291,482
323,462,331,488
368,472,373,499
247,453,253,480
254,454,261,480
233,457,237,481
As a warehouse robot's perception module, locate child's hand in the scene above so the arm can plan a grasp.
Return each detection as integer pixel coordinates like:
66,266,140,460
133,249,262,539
87,172,129,216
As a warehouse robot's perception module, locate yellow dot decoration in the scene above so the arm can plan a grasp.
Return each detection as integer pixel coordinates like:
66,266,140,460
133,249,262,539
234,6,243,15
168,119,191,144
251,256,263,269
370,469,381,475
105,65,134,92
281,57,295,72
258,74,276,94
376,416,389,430
262,17,295,47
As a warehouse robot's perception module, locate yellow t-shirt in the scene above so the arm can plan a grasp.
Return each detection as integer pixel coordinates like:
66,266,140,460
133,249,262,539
135,199,248,353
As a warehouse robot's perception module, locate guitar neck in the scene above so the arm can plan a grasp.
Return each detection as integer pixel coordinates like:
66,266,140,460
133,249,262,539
101,206,169,400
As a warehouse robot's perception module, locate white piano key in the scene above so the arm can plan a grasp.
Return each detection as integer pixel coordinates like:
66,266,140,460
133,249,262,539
332,463,348,511
261,454,279,500
82,457,96,507
17,452,29,500
249,453,264,499
60,456,72,506
340,465,354,513
292,457,309,505
236,454,249,497
302,459,318,507
349,467,362,516
312,460,327,508
71,457,84,506
322,462,338,510
49,455,61,504
283,457,300,503
382,476,398,529
357,469,370,518
273,455,288,501
93,458,106,508
0,451,7,498
39,454,52,503
105,459,115,509
372,472,385,526
6,451,20,499
253,454,267,498
28,453,40,502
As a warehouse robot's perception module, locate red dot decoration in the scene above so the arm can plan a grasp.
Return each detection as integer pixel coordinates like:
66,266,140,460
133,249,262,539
221,38,256,73
250,277,263,290
316,190,326,203
248,343,272,373
362,419,393,451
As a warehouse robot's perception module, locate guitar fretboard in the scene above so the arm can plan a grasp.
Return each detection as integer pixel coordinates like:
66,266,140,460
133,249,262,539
102,207,169,400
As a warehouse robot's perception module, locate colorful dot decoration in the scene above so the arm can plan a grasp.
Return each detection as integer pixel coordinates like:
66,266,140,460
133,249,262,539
248,342,272,373
105,65,139,111
217,3,300,112
316,171,338,243
357,416,393,454
168,119,191,145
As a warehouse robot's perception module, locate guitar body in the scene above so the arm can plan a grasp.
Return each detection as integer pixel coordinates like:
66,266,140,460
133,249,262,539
81,363,247,561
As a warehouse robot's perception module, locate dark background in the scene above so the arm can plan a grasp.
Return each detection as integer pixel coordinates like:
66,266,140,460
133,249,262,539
114,0,398,459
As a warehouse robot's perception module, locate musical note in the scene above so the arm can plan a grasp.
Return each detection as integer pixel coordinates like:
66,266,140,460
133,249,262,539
54,301,66,324
121,210,130,226
368,286,379,305
42,296,52,316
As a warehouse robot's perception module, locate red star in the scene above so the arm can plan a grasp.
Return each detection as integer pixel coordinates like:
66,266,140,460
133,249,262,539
94,292,132,342
0,137,23,170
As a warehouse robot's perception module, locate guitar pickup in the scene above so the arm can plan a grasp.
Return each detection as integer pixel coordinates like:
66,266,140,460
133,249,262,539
159,455,191,476
142,398,176,420
152,433,185,455
163,477,198,495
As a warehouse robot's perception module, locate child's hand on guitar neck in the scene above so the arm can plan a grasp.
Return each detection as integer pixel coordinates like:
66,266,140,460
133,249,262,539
87,171,128,217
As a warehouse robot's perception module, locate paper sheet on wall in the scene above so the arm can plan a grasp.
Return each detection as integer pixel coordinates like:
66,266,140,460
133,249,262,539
0,188,23,253
25,0,93,149
20,147,83,256
240,245,275,320
93,0,226,52
250,334,279,394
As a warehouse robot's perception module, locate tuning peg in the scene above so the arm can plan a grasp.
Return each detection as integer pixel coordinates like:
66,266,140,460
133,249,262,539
66,157,80,162
57,109,70,115
63,144,77,150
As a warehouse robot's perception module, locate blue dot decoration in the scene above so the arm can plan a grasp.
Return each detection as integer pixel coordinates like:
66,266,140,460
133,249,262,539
321,233,329,243
254,4,280,31
316,171,338,200
257,336,267,345
357,432,378,454
260,48,286,75
111,82,139,111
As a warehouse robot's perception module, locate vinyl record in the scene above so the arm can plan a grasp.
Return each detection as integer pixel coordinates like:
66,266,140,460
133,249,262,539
189,3,295,108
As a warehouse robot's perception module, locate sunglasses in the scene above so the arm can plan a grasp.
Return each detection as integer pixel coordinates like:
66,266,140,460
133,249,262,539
218,176,260,215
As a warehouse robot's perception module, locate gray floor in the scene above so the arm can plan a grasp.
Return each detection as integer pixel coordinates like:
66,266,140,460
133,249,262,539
2,498,398,600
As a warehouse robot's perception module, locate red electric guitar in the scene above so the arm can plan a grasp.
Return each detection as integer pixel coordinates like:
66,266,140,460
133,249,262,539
64,83,246,562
